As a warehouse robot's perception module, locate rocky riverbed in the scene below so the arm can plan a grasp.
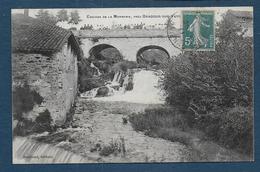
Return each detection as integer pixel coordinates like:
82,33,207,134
13,98,250,163
14,99,195,163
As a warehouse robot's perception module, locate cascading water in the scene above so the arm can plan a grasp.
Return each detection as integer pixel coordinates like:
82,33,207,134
80,68,165,104
120,73,129,92
80,87,99,98
94,69,165,104
112,71,122,83
80,71,122,99
90,62,101,76
13,137,91,164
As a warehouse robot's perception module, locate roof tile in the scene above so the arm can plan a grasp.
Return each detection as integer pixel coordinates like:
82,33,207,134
12,14,72,54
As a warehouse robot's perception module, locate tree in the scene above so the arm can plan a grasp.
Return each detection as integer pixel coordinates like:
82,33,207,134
68,10,82,24
56,9,69,22
162,11,253,110
35,9,58,25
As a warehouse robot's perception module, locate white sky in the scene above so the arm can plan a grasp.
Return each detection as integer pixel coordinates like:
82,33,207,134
12,7,253,29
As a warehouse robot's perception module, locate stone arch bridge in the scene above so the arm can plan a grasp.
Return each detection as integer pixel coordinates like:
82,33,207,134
74,29,182,61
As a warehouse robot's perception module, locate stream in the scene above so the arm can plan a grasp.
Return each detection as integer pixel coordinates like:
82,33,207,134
13,69,249,163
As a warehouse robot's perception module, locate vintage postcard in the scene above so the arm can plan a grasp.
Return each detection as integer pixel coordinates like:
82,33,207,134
11,7,253,164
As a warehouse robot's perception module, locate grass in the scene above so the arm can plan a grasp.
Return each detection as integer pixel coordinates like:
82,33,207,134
99,137,126,156
129,106,203,146
129,106,195,147
129,106,192,133
129,106,253,160
194,106,253,156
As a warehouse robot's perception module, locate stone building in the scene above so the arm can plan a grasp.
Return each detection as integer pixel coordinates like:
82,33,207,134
12,13,81,127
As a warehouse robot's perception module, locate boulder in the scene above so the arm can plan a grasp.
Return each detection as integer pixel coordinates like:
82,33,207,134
79,77,105,93
96,86,110,97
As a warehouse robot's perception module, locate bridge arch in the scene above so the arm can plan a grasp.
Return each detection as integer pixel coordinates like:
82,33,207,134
89,44,123,60
136,45,170,65
136,45,170,59
81,37,181,61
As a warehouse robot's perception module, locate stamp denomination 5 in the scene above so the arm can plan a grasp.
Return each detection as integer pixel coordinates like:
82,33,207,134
182,10,215,51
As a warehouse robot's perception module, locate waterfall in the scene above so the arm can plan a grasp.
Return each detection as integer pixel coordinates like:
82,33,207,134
13,137,91,164
90,62,101,76
80,69,165,104
94,69,165,104
80,87,99,98
112,71,121,83
120,74,129,92
112,72,118,83
117,72,122,82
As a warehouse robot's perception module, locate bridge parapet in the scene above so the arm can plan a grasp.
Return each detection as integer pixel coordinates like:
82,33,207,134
73,29,181,38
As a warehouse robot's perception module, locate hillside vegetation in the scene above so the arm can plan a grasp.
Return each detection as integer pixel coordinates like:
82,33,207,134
130,12,253,157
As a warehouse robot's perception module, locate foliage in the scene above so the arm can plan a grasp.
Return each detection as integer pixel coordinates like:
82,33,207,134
79,77,105,92
35,109,53,132
129,106,198,152
80,24,94,30
13,109,53,136
90,37,100,43
35,9,58,25
13,83,55,136
160,12,253,156
125,81,134,91
112,60,138,72
133,23,145,29
137,49,169,67
99,138,126,156
96,86,109,97
13,83,43,121
129,107,193,132
56,9,69,22
195,106,253,155
68,10,82,24
162,12,253,112
90,47,123,64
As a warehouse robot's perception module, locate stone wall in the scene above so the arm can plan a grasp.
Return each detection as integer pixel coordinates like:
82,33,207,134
81,37,181,61
12,42,78,126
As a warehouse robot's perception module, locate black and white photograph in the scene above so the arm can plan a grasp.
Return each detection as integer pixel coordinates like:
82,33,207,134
11,7,253,163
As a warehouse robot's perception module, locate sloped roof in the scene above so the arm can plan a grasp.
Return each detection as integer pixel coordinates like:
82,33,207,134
12,14,74,54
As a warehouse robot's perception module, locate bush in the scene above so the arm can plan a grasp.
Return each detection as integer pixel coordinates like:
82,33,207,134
78,58,96,78
34,109,53,133
195,106,253,155
13,109,53,136
111,60,138,72
159,12,253,156
161,12,253,111
99,138,126,156
125,81,133,91
13,83,43,121
129,107,192,132
91,37,99,43
12,83,55,136
96,86,109,97
79,77,105,92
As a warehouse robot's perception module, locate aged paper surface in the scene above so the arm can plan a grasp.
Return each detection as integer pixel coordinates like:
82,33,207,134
12,7,253,163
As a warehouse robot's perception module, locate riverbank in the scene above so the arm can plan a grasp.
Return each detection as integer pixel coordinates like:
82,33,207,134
129,106,252,161
13,99,251,163
13,99,194,163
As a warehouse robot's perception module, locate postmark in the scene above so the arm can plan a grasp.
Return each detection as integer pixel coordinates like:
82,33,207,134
182,10,215,51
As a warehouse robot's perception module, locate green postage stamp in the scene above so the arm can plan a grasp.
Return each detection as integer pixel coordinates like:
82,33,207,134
182,11,215,51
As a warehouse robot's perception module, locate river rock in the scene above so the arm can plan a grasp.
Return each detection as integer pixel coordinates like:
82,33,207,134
79,77,105,93
96,86,109,97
